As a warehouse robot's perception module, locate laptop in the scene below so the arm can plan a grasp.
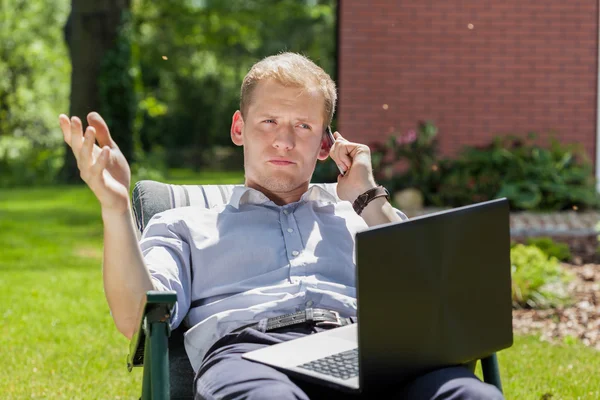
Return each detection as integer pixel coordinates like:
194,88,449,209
242,198,514,395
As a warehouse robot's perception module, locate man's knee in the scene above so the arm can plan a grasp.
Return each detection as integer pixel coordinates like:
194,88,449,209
196,377,309,400
451,380,504,400
241,382,309,400
398,366,505,400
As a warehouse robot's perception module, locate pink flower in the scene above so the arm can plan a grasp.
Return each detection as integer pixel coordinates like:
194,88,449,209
396,129,418,146
405,129,417,144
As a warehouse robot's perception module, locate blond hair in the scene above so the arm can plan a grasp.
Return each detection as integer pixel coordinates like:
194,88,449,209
240,52,337,126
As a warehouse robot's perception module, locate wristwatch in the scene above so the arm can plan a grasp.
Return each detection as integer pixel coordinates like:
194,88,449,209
352,185,391,215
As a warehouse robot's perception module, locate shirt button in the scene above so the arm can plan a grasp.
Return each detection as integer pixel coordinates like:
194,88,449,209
287,228,294,233
292,250,300,256
283,210,289,215
306,300,314,307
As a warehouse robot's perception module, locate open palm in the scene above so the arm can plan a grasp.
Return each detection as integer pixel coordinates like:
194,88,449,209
59,112,131,213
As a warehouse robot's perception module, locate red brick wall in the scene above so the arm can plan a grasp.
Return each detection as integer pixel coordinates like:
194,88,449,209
337,1,598,163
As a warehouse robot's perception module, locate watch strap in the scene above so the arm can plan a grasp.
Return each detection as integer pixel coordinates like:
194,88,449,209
352,185,390,215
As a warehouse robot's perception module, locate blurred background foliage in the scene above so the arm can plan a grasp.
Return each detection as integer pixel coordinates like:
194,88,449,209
2,0,599,212
370,124,600,211
0,0,337,186
0,0,71,186
132,0,336,176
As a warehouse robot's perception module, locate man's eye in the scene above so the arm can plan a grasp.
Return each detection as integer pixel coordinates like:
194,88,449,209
264,119,275,124
299,124,311,130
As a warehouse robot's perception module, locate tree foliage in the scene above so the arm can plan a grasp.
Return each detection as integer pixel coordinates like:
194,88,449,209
133,0,337,169
0,0,337,186
0,0,71,186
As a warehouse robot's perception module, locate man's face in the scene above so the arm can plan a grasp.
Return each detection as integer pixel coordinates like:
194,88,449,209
231,79,329,195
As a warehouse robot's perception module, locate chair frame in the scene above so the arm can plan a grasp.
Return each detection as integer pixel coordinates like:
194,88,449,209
128,291,177,400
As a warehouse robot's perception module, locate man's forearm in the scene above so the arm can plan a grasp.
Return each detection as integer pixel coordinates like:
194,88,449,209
359,197,404,227
102,207,155,339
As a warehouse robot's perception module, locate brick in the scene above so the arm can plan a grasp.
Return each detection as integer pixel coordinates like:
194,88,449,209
338,0,598,162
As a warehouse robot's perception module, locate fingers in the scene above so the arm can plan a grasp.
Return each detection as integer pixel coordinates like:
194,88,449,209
59,114,72,146
87,112,117,149
61,113,112,194
81,146,110,186
333,131,345,141
330,132,353,172
70,116,84,158
334,149,352,172
79,126,96,169
89,147,110,179
60,112,112,159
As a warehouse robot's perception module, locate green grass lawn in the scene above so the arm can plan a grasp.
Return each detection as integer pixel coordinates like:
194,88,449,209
1,171,598,399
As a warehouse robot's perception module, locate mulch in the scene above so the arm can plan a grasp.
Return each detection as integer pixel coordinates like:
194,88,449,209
511,235,600,351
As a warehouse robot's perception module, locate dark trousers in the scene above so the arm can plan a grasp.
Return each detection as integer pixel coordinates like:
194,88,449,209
195,324,504,400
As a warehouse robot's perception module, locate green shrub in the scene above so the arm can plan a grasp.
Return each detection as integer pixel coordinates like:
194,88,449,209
434,134,600,211
510,244,573,309
524,237,572,262
370,120,441,194
130,147,167,184
371,126,600,211
0,135,64,187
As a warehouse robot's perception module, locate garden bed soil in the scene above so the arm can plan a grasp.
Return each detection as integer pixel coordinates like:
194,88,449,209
512,261,600,351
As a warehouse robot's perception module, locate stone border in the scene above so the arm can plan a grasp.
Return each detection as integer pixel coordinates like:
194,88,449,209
404,208,600,238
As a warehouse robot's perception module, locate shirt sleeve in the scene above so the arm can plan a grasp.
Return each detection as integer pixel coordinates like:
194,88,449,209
393,207,409,221
139,211,192,330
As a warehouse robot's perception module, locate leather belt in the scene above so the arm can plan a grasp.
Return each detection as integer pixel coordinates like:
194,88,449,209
232,308,353,333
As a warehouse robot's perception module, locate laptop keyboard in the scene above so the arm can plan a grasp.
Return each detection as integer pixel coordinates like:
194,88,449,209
298,348,358,380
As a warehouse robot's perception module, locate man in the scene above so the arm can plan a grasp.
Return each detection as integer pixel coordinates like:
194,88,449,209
59,52,503,399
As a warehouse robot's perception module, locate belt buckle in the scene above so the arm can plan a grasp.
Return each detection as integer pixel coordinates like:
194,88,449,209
315,310,342,328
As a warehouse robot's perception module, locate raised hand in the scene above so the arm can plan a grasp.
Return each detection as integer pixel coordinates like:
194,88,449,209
59,112,131,215
328,131,378,203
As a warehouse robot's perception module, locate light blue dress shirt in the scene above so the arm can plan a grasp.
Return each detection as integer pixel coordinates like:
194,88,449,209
139,185,408,371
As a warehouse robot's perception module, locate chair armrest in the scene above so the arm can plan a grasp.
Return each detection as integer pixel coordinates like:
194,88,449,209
127,290,177,371
481,353,503,393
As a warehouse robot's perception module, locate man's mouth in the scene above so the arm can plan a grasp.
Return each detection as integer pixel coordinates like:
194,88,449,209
268,159,296,166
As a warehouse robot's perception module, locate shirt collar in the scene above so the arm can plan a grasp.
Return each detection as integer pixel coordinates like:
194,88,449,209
228,184,339,209
228,186,271,208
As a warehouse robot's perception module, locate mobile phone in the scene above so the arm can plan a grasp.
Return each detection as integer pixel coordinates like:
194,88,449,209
324,126,345,176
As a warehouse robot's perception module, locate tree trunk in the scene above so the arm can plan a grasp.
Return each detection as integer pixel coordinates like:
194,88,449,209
61,0,131,183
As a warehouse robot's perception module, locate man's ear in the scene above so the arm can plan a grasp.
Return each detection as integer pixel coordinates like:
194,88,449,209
231,110,244,146
317,132,330,161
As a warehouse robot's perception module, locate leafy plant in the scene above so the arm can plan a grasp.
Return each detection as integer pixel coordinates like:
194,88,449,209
436,134,600,211
0,135,64,187
130,147,167,184
510,244,573,309
133,0,338,168
525,237,571,262
370,120,442,194
0,0,70,187
372,126,600,211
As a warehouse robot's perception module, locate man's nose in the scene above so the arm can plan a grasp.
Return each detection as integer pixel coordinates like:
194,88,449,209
272,126,295,151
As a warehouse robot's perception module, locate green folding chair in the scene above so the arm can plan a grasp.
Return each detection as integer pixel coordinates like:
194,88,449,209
126,180,509,399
